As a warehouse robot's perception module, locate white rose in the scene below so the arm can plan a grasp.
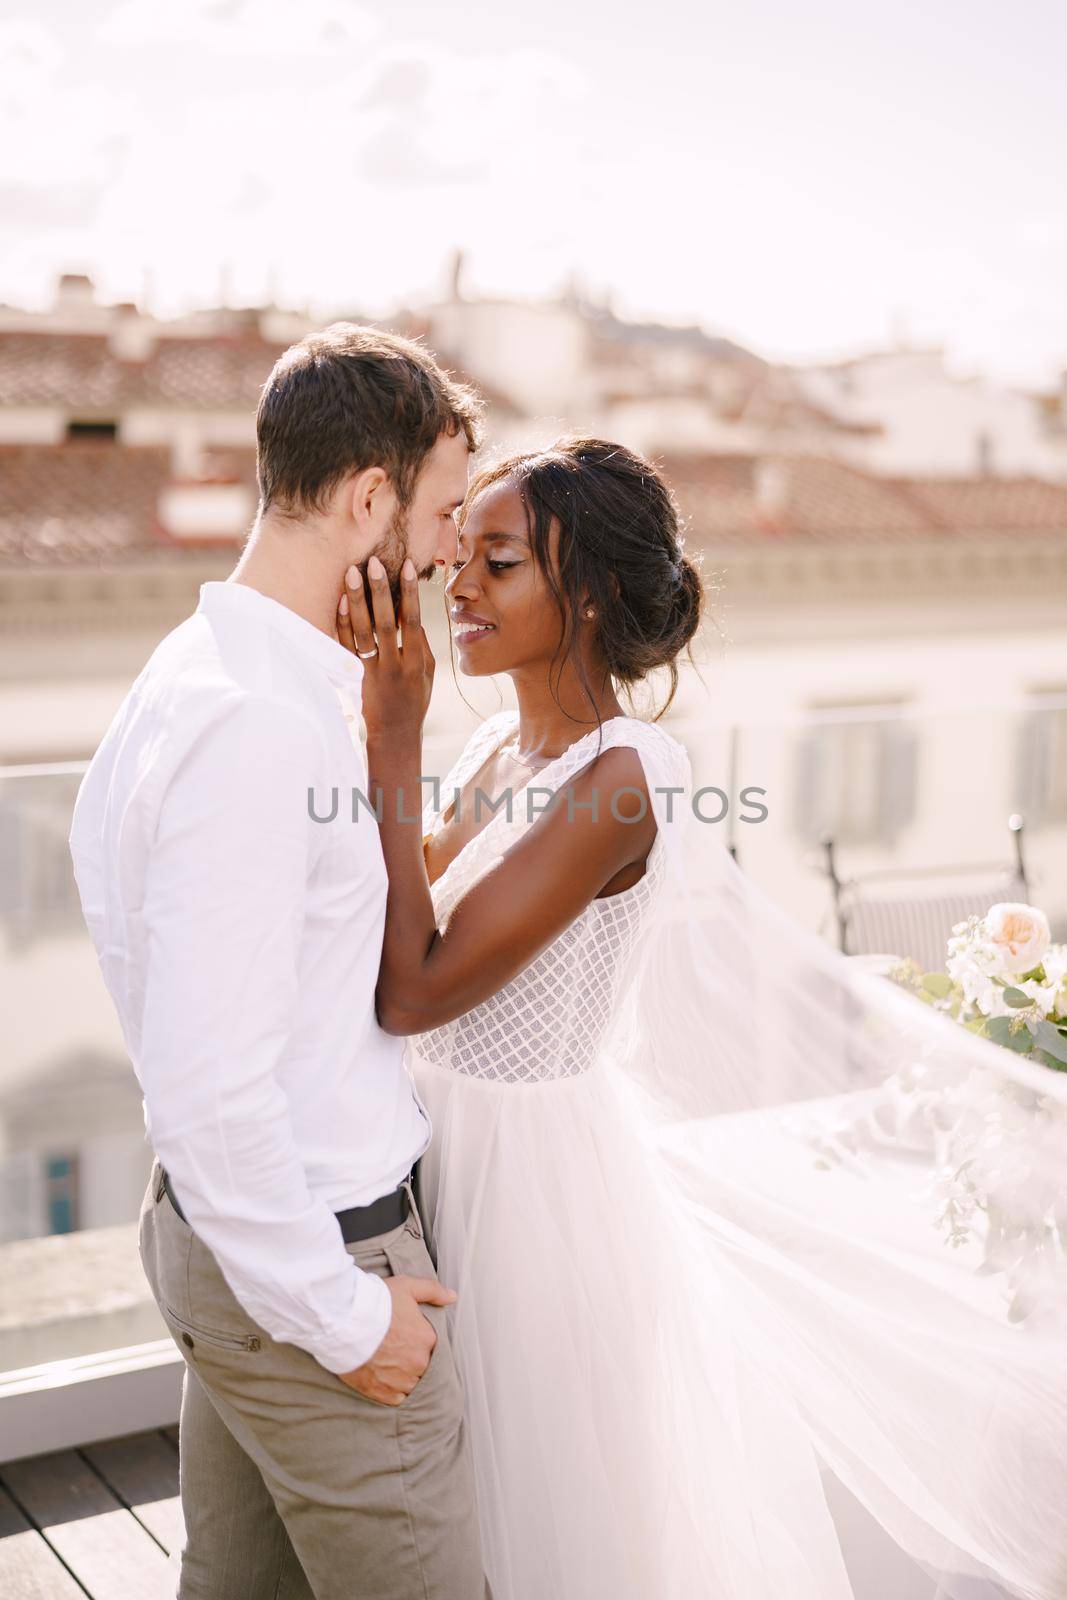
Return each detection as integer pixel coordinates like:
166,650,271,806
984,903,1051,977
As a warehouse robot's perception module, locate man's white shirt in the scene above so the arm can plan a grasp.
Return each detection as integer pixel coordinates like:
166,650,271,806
69,580,431,1373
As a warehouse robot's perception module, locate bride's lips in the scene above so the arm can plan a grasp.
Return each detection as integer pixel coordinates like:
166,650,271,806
451,610,497,646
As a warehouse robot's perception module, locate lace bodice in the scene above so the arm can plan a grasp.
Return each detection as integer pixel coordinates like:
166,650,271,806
411,712,690,1086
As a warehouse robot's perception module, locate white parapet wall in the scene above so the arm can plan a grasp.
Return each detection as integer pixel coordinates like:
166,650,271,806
157,481,255,540
0,1339,182,1464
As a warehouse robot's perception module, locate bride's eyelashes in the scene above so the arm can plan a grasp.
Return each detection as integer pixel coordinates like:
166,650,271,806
449,558,523,575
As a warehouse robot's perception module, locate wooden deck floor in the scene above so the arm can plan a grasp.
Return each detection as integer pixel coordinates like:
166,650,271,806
0,1428,182,1599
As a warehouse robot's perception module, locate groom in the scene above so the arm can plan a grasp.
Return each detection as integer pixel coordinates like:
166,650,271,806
69,325,489,1599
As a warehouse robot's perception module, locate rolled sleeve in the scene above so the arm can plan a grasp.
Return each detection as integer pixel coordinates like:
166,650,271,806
141,692,391,1373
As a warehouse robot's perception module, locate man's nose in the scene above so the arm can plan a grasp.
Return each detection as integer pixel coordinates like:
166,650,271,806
437,520,460,568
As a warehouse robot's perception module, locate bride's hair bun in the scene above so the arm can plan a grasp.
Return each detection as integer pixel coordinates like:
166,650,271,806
463,437,705,716
665,551,704,659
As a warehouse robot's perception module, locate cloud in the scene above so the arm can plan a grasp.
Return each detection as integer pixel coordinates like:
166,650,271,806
99,0,382,55
0,19,132,189
358,124,485,190
0,17,611,322
0,17,63,96
0,180,103,228
357,57,434,111
349,45,590,194
1019,217,1067,251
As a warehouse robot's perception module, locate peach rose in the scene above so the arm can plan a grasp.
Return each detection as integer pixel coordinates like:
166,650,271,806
985,902,1051,976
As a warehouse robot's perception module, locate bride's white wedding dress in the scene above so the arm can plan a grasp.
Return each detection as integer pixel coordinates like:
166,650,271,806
406,711,1067,1600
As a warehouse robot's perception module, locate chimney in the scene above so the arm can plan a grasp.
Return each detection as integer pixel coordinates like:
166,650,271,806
449,248,466,304
754,458,790,525
55,273,96,310
108,303,157,363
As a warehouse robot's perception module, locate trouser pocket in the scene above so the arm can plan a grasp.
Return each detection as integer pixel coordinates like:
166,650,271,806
378,1225,463,1423
165,1307,262,1354
334,1218,458,1416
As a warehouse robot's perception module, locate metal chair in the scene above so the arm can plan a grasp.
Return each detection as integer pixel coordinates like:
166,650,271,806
819,815,1029,972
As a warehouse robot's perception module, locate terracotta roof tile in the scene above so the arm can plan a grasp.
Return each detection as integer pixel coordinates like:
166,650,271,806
661,453,1067,544
4,437,1066,571
200,444,260,484
0,333,127,409
0,330,286,411
0,443,176,566
139,336,284,407
0,326,496,424
885,477,1067,536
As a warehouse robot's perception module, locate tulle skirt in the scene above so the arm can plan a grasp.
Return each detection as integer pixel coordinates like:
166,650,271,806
409,1050,1067,1600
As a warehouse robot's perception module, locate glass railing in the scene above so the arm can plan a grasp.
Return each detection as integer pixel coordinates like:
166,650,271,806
1,702,1065,1368
0,761,153,1251
676,700,1067,954
0,761,164,1371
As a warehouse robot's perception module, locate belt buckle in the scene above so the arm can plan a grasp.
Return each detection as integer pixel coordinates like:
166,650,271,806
400,1173,421,1239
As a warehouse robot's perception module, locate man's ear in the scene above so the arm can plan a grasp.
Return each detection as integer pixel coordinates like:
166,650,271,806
348,465,397,539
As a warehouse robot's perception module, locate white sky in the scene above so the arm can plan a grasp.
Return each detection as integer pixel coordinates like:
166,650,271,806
2,0,1065,386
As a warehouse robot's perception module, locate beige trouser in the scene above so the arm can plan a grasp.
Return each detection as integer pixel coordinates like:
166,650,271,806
139,1159,488,1600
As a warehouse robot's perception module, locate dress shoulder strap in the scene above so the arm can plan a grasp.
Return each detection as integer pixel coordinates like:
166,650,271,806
422,710,518,833
543,716,692,799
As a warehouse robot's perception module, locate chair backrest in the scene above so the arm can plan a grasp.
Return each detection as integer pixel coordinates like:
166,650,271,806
838,875,1027,972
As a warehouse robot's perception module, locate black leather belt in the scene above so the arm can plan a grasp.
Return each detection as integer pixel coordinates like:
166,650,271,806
161,1165,418,1245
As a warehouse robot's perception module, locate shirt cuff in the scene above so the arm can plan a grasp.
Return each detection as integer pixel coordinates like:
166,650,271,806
310,1265,394,1375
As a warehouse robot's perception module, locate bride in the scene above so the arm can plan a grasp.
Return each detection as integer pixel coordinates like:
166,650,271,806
337,438,1067,1600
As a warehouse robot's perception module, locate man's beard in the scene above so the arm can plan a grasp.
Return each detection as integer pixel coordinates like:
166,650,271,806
361,506,436,611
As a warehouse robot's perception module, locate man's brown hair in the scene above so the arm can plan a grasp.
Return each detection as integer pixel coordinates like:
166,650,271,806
256,323,483,517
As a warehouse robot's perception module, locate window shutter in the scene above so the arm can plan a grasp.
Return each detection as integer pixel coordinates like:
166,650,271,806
792,729,824,843
876,718,918,843
1014,711,1048,825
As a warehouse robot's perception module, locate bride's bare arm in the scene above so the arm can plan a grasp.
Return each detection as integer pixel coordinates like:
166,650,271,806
372,735,656,1035
338,560,655,1036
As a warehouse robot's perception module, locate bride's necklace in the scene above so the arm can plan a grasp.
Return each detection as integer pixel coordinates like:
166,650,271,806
497,735,558,773
498,716,621,774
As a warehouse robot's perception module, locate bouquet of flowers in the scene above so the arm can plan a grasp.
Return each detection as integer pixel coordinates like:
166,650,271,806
885,905,1067,1318
888,903,1067,1072
808,905,1067,1321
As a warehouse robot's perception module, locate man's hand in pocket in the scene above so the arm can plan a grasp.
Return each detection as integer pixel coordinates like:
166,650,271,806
340,1276,456,1406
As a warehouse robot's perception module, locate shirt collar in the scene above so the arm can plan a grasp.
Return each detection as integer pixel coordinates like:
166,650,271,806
197,581,365,691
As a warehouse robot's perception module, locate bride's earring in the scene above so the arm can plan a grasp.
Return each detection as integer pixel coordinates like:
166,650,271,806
585,607,595,620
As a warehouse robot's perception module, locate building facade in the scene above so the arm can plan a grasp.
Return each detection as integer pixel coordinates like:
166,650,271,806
2,277,1066,1244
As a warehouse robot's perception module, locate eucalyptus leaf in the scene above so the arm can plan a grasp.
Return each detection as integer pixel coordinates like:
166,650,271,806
921,973,953,999
1032,1020,1067,1066
1002,987,1032,1008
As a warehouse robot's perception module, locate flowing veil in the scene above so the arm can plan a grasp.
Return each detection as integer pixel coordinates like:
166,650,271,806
595,726,1067,1600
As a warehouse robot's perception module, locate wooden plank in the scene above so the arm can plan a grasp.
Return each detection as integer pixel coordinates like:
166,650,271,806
2,1449,175,1600
0,1481,87,1599
81,1433,184,1556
